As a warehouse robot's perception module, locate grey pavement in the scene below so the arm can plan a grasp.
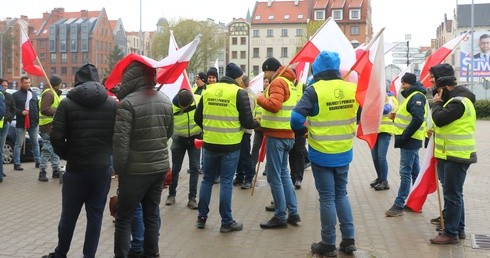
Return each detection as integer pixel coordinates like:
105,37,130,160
1,121,490,257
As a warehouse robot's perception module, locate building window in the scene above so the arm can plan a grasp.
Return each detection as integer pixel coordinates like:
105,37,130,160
253,29,260,37
50,53,56,63
240,37,246,45
40,41,45,49
50,67,56,74
82,53,88,63
232,37,237,45
39,53,45,62
61,67,67,75
240,65,246,73
232,51,238,59
349,9,361,20
296,29,303,37
253,65,259,76
332,10,343,20
60,39,66,52
281,29,288,37
267,29,273,37
267,47,273,58
284,14,290,20
72,67,78,75
281,47,288,58
240,51,246,59
314,10,325,20
72,53,78,63
61,53,67,63
350,26,360,36
297,14,304,19
268,15,274,20
70,39,77,52
253,48,259,58
254,15,261,20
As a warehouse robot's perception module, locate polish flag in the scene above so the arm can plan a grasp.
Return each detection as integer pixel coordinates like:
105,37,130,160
159,30,192,99
24,91,32,129
21,29,44,77
389,63,414,97
420,32,469,87
105,35,201,90
249,72,264,94
350,28,386,149
295,61,310,84
405,136,438,212
289,18,356,74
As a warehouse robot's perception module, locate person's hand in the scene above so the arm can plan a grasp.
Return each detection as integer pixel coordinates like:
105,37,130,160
426,129,434,138
256,92,264,99
22,110,28,116
433,91,443,103
388,113,395,121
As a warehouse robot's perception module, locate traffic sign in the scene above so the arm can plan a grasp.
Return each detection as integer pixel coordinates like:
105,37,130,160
392,53,409,58
393,59,424,64
410,53,426,58
392,47,421,53
393,59,409,64
394,41,408,47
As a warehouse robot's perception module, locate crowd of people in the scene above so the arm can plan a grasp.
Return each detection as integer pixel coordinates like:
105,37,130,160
0,50,476,257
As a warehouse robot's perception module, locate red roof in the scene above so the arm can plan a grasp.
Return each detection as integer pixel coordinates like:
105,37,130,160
331,0,346,9
314,0,329,9
348,0,363,8
28,18,44,33
109,20,118,30
252,0,309,24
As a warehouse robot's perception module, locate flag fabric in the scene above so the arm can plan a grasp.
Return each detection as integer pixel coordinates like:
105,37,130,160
214,58,219,77
389,63,414,97
351,29,386,149
406,136,438,212
21,29,44,77
249,72,264,94
289,18,356,75
295,62,310,84
105,35,201,90
258,136,267,163
24,91,32,129
420,32,469,87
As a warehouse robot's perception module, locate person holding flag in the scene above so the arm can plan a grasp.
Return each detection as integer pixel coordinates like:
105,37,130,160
429,63,477,244
12,76,40,172
385,73,428,217
291,51,359,256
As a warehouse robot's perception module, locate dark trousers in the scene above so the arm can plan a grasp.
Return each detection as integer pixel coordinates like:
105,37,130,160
251,130,264,166
289,132,306,183
114,173,165,258
169,136,200,199
236,133,255,183
54,167,111,258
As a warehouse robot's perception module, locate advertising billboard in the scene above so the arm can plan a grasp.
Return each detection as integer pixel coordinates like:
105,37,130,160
460,31,490,82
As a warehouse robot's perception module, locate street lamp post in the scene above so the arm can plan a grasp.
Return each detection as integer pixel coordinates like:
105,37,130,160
405,34,411,67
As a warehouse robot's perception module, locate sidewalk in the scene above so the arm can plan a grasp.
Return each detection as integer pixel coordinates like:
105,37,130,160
1,121,490,257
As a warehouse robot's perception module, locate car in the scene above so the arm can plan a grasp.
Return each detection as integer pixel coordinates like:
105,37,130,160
2,120,43,164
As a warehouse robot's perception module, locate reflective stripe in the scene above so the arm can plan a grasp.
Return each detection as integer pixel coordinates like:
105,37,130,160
395,114,412,121
203,126,242,133
309,132,356,141
308,117,356,127
203,114,239,122
394,122,425,132
380,121,393,125
439,134,475,140
261,115,290,122
435,144,476,152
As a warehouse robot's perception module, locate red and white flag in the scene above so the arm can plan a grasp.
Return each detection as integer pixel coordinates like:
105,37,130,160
289,18,356,74
249,72,264,94
24,91,32,129
405,135,438,212
420,32,469,87
105,35,201,90
295,61,310,84
350,28,386,149
21,29,44,77
159,30,192,99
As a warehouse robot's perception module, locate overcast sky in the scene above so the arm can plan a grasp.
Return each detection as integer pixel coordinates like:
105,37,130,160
1,0,488,47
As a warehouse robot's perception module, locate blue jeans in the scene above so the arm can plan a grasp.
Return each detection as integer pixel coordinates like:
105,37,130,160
198,149,240,226
13,127,40,165
54,167,111,258
394,148,420,208
265,137,298,220
114,173,164,258
40,131,60,170
169,136,200,199
370,133,391,181
312,163,354,245
130,203,144,253
236,133,255,183
438,159,468,237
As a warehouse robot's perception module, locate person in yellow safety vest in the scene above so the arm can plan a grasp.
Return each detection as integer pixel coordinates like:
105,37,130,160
369,81,399,191
194,62,259,233
191,72,207,95
291,51,359,256
385,72,428,217
256,62,301,230
38,75,63,182
0,84,6,183
428,63,477,245
165,89,202,210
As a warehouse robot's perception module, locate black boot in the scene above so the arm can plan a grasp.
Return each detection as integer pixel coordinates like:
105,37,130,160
52,169,60,179
38,169,48,182
339,238,356,253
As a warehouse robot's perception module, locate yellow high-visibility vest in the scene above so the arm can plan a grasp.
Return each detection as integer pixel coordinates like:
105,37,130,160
393,91,427,140
378,95,399,134
173,94,202,137
261,77,298,130
38,88,61,126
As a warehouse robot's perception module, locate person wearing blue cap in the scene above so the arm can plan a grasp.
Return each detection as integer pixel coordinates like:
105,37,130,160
291,51,359,256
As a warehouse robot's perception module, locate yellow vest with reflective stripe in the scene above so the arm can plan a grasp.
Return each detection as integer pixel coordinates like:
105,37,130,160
0,91,4,128
261,77,298,130
202,82,243,145
173,94,202,137
307,80,359,154
38,88,61,126
393,91,427,140
434,97,476,161
378,95,398,134
295,81,304,100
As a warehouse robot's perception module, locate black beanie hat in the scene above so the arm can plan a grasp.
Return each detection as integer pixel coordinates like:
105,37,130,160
198,72,207,83
225,63,243,79
207,67,218,79
50,74,62,87
262,57,281,72
75,64,100,86
177,89,194,107
401,72,417,85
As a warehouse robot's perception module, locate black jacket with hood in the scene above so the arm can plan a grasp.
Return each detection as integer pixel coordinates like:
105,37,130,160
50,64,117,171
113,61,173,176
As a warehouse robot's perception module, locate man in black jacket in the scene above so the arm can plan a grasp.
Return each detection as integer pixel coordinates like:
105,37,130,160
44,64,117,258
0,79,14,179
12,76,40,171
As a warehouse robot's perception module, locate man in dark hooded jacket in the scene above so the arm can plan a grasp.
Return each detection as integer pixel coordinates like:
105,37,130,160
113,60,173,257
428,63,476,245
44,64,117,258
